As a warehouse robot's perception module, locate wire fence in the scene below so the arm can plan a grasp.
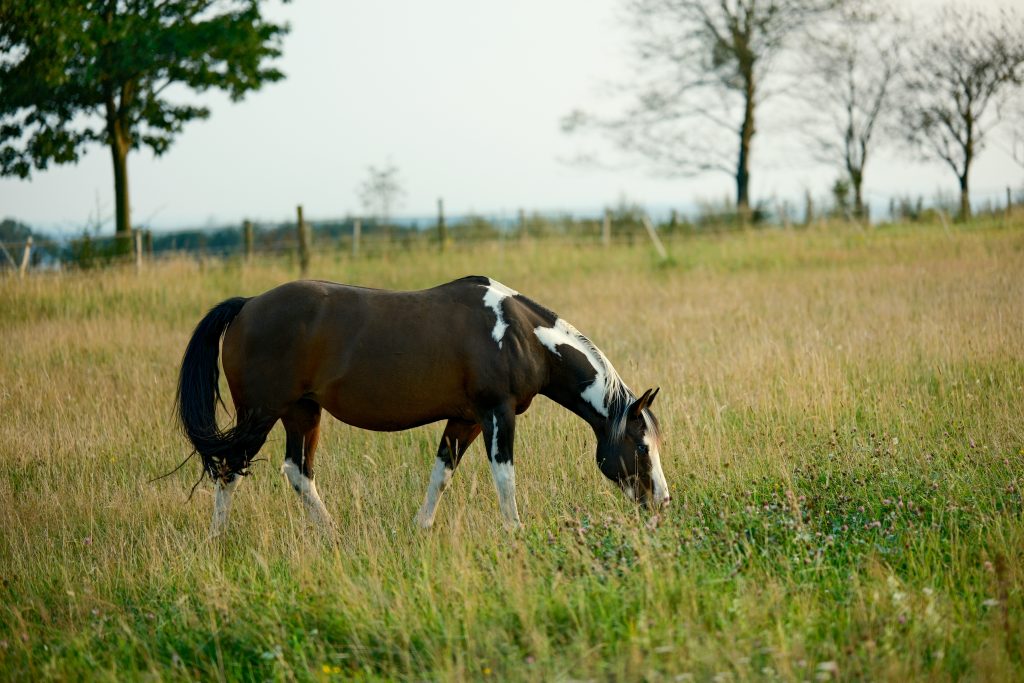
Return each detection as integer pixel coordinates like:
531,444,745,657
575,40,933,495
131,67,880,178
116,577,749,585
3,190,1022,277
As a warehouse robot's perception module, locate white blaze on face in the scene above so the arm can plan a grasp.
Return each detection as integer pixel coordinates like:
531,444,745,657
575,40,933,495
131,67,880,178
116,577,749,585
482,279,519,348
645,431,670,507
533,318,620,416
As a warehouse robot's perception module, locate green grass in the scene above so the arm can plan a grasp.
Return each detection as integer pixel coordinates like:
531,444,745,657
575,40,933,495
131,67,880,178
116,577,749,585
1,222,1022,681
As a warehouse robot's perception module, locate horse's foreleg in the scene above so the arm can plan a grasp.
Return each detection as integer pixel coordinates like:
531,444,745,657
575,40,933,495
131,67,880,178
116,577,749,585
211,475,241,536
282,401,336,535
416,419,481,528
482,405,521,530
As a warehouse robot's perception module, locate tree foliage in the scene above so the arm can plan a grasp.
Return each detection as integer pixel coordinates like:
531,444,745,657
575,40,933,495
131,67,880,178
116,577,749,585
0,0,288,236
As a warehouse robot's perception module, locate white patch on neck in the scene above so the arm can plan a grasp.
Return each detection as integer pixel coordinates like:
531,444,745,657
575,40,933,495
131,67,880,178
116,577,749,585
481,279,519,348
645,432,670,507
533,318,622,416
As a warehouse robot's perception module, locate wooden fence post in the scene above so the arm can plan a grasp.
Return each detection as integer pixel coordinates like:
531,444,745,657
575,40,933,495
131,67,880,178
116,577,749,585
243,220,254,264
352,219,361,258
296,205,310,276
134,230,143,272
518,208,527,242
641,216,669,260
1008,186,1013,221
602,209,611,247
438,198,447,252
19,236,32,278
144,230,153,258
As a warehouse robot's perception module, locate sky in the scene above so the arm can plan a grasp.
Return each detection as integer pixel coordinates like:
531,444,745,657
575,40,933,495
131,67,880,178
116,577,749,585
1,0,1021,234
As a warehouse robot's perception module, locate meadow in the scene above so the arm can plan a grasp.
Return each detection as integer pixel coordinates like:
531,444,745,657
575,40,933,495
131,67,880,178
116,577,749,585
1,221,1022,681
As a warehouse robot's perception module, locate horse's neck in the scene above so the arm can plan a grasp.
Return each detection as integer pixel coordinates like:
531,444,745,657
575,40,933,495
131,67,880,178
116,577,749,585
540,353,615,438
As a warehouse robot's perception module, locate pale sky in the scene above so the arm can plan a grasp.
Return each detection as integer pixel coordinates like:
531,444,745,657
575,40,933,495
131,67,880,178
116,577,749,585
1,0,1021,234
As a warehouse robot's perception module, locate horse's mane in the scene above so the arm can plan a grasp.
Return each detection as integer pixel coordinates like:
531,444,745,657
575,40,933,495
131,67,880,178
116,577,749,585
515,291,661,445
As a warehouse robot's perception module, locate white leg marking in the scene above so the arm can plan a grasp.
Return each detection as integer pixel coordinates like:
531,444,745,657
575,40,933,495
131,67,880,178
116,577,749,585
533,318,622,416
211,476,241,537
489,415,521,528
415,456,453,528
281,460,336,531
481,278,519,348
646,433,670,508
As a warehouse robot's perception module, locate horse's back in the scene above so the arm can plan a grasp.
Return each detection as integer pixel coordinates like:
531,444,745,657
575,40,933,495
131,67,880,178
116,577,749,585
221,277,547,430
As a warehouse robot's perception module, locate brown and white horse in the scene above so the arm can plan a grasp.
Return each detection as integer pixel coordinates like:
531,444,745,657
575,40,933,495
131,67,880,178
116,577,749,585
176,275,668,534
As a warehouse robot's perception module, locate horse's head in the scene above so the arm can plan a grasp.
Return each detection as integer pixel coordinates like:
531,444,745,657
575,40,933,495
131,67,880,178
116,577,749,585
597,387,669,509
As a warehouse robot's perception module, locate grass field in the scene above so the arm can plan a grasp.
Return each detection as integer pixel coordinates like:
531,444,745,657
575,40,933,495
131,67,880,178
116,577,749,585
1,222,1022,681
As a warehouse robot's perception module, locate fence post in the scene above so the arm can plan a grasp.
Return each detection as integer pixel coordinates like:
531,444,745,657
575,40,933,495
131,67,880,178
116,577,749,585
602,209,611,247
243,220,254,264
641,216,669,260
437,198,447,252
134,230,143,272
19,236,32,278
352,219,361,258
144,230,153,258
296,205,310,276
1008,186,1013,221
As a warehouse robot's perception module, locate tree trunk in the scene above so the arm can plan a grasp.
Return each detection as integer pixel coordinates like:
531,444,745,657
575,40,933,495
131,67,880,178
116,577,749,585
111,136,131,240
851,168,865,223
736,71,755,223
958,173,971,221
106,92,132,253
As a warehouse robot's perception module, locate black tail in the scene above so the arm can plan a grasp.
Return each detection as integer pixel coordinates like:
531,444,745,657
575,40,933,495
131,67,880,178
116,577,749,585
175,297,272,480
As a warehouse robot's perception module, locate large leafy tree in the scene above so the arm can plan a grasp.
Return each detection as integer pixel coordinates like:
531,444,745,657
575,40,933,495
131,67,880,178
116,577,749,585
0,1,288,241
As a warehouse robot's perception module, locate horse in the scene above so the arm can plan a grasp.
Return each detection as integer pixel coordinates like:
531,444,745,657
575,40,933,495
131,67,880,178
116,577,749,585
175,275,668,534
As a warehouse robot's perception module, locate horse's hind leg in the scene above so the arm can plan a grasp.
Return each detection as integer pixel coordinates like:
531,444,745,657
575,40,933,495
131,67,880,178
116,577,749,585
211,477,241,537
210,409,272,537
281,399,336,534
415,419,481,528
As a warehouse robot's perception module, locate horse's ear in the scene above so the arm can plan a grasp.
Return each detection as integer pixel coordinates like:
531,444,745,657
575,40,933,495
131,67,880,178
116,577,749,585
629,387,659,419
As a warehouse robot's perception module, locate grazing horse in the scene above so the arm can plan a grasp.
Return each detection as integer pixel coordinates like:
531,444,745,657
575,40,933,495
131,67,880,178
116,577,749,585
176,275,668,534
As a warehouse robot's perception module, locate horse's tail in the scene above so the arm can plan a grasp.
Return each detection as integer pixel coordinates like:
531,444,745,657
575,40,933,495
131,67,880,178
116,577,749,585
176,297,271,480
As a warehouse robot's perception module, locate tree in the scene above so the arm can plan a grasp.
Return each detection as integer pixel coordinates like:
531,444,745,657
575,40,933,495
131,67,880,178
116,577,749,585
0,1,288,243
563,0,835,218
357,163,405,234
801,2,899,222
898,5,1024,220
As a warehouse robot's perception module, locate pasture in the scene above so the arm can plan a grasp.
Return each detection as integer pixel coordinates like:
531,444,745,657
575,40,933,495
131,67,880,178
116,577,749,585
1,222,1022,681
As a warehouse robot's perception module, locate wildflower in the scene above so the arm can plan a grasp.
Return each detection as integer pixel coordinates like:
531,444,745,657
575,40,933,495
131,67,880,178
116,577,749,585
83,536,93,546
482,667,492,676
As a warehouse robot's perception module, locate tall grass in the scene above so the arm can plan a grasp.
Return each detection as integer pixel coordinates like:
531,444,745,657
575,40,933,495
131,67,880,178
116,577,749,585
1,222,1022,681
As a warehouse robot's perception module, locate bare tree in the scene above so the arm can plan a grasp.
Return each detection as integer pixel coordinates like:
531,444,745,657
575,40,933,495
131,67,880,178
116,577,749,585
899,5,1024,220
563,0,835,218
801,2,899,221
1007,97,1024,169
357,163,406,234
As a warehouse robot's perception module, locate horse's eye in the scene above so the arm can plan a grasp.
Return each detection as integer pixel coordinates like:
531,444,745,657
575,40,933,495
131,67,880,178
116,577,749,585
637,443,649,456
